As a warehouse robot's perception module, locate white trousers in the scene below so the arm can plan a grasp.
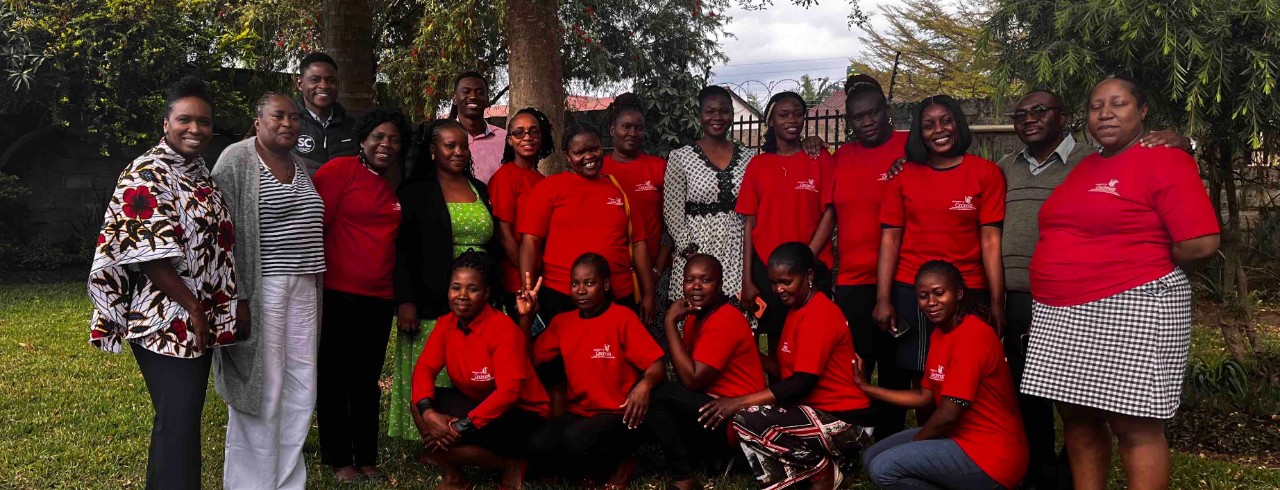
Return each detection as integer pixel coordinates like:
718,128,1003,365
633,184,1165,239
224,274,319,490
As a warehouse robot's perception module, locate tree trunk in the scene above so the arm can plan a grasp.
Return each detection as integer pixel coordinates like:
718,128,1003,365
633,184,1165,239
505,0,566,174
1216,141,1253,362
323,0,377,114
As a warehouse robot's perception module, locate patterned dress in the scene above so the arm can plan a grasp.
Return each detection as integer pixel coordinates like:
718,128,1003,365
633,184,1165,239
663,142,756,301
387,185,494,439
88,140,239,358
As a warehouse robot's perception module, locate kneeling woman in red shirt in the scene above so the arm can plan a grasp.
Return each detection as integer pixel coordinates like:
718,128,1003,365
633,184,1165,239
651,254,768,490
859,260,1028,490
700,242,875,490
411,252,550,490
524,253,667,488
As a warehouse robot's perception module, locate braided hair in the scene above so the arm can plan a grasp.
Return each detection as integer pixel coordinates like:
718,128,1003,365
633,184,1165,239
571,252,612,285
761,91,807,154
450,250,502,308
501,107,555,164
409,119,471,180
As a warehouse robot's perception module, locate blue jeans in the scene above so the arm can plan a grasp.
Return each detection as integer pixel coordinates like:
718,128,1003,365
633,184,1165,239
862,428,1004,489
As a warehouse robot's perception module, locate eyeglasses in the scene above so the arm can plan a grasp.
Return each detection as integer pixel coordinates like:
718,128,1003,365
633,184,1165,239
509,128,541,140
1008,105,1061,123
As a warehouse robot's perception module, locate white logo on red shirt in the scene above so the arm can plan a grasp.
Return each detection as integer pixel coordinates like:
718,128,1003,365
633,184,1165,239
607,197,624,206
794,179,818,192
877,172,890,182
780,342,792,354
949,196,976,211
392,203,402,212
634,181,657,192
471,367,493,382
1089,179,1120,196
929,365,945,382
592,344,615,359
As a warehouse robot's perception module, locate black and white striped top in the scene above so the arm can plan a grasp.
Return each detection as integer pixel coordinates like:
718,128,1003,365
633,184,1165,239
258,160,326,276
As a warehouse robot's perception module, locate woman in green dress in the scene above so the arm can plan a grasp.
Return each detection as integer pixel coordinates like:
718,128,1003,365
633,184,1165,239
390,119,500,440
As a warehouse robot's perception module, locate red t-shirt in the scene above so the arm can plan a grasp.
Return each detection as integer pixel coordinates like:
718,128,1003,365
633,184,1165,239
312,155,400,298
1031,145,1219,306
517,172,647,299
879,155,1006,289
922,314,1028,490
682,304,767,398
833,131,909,286
776,293,871,412
488,162,545,292
603,153,667,264
411,306,551,427
735,152,836,265
533,303,665,417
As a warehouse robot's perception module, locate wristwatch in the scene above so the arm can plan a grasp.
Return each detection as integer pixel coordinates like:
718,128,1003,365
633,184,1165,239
450,417,476,433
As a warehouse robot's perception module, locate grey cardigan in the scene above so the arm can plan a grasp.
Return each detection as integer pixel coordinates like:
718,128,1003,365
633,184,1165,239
211,137,324,415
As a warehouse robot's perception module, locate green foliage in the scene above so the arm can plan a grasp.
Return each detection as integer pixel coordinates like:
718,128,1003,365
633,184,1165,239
1184,352,1280,417
0,6,46,92
851,0,999,102
797,74,839,105
2,0,270,155
983,0,1280,147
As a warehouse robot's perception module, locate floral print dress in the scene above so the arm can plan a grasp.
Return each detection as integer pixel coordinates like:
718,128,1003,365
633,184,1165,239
88,140,239,358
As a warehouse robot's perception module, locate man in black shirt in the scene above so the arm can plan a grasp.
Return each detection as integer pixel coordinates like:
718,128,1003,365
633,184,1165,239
293,52,359,173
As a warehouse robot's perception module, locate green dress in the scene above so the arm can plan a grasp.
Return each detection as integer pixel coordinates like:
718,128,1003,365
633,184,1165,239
387,187,494,440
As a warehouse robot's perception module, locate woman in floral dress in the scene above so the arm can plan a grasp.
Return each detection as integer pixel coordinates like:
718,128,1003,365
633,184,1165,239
88,76,243,489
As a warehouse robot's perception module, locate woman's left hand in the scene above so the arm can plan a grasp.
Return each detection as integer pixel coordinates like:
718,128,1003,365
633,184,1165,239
639,293,656,325
989,301,1007,339
621,383,652,429
698,396,744,430
234,301,251,341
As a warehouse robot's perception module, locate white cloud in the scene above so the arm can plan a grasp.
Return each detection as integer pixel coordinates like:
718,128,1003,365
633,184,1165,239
711,0,895,94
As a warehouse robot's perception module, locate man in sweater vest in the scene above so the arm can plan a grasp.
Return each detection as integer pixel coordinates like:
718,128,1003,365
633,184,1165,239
998,89,1191,490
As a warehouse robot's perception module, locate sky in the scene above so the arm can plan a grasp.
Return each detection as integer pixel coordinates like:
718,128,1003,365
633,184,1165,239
709,0,894,99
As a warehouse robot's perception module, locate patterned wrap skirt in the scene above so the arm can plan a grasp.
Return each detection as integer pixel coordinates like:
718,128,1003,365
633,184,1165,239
1021,269,1192,419
733,405,875,490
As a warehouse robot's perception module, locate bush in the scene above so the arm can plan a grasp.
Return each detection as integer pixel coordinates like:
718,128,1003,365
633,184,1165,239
1183,353,1280,417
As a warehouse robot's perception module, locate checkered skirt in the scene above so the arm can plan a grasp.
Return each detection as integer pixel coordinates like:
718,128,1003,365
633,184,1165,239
1021,269,1192,419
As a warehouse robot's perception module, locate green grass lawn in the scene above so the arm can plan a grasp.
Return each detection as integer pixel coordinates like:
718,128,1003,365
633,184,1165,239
1,281,1277,489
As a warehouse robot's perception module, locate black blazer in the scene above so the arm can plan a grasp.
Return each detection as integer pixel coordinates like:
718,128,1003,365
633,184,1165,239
393,173,502,319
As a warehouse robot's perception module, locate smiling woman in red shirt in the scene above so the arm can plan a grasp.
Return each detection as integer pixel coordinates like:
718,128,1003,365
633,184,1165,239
874,94,1007,380
700,243,875,490
518,124,657,324
736,92,837,352
488,108,552,316
1021,76,1219,490
312,108,408,481
410,251,550,490
860,260,1028,490
522,253,666,489
602,94,671,276
649,254,767,490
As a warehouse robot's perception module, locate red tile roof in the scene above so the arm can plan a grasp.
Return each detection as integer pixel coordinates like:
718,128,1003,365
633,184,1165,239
484,95,617,118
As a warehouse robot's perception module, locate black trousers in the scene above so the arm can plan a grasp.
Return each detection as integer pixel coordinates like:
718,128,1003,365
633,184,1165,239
317,289,395,467
647,381,736,479
131,342,212,490
750,253,787,350
835,284,912,440
1005,291,1072,489
433,387,545,458
527,412,646,480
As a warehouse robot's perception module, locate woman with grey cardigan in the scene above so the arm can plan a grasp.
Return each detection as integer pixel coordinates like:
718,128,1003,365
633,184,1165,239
213,92,326,490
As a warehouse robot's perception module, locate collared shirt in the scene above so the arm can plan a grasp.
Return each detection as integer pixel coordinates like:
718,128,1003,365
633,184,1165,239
1021,134,1076,176
464,121,507,183
307,108,333,129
